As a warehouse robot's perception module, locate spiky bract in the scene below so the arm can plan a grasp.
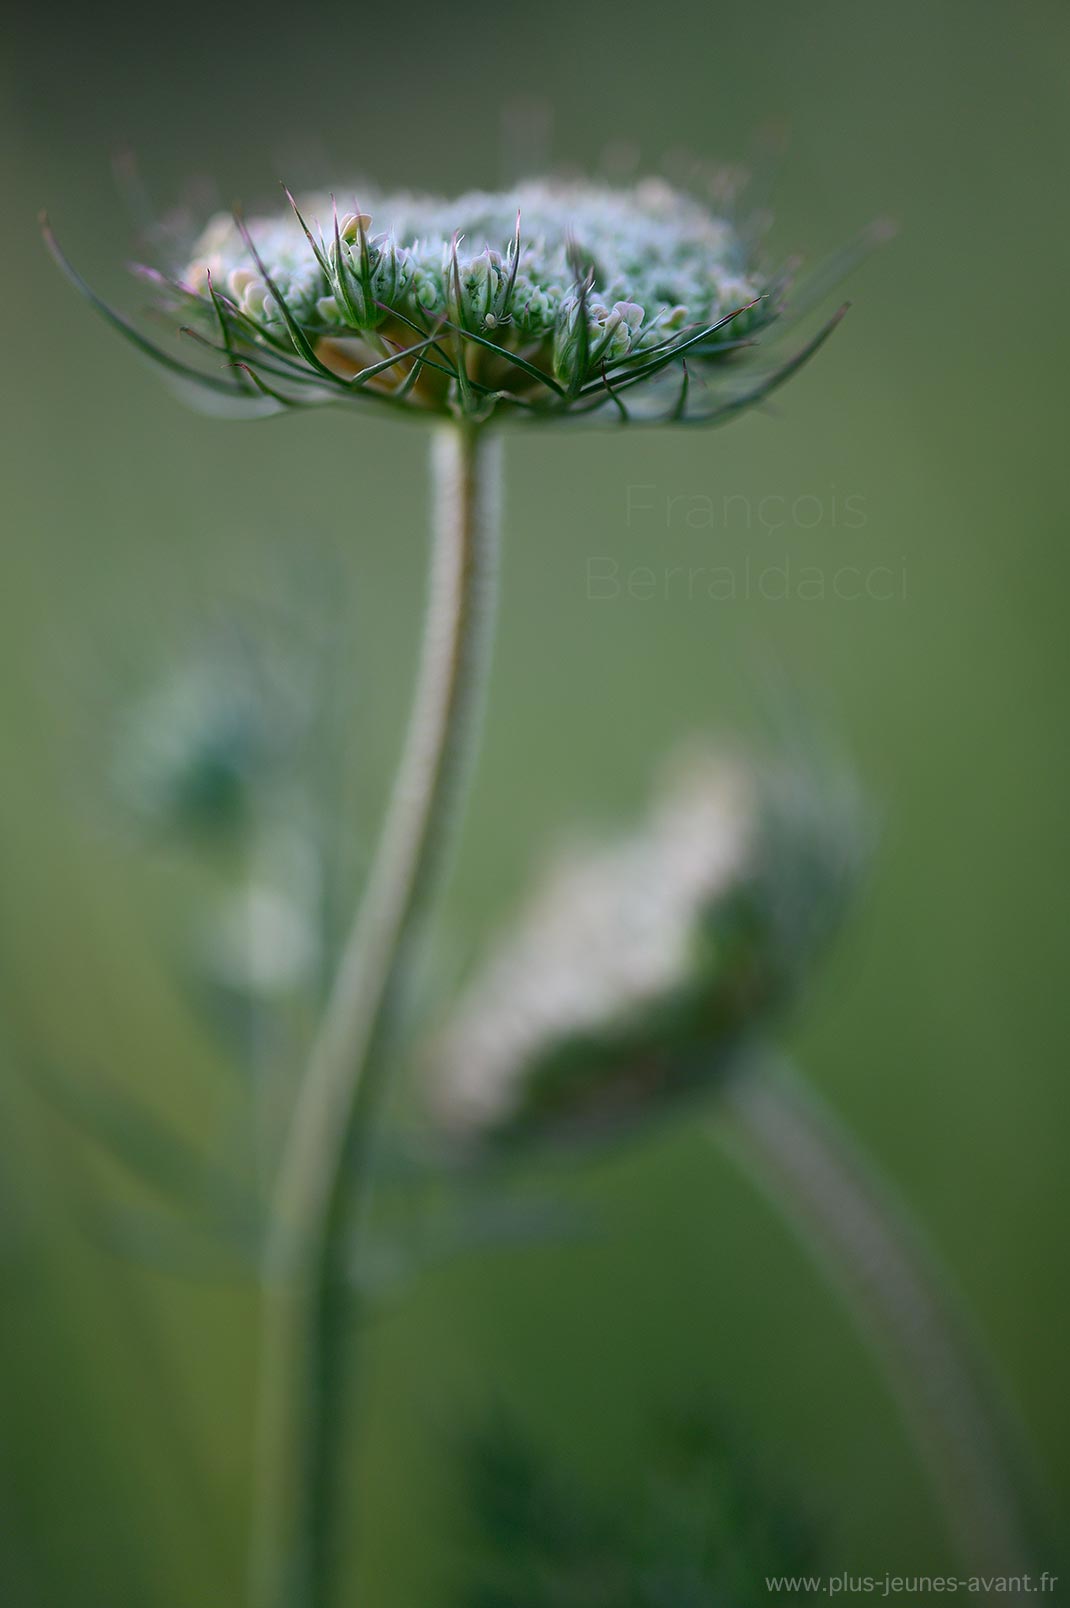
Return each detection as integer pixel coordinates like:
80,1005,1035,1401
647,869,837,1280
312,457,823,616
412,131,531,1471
46,176,853,427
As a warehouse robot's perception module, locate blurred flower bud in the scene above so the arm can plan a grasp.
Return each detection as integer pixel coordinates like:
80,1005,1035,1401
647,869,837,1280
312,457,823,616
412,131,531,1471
427,746,861,1155
111,664,263,839
109,650,300,842
199,880,319,996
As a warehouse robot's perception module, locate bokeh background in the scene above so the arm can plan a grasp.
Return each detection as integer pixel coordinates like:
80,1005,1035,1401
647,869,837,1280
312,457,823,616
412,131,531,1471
3,0,1068,1601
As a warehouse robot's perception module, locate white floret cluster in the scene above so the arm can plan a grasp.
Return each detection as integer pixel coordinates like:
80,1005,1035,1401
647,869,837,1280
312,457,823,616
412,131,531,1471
181,179,766,384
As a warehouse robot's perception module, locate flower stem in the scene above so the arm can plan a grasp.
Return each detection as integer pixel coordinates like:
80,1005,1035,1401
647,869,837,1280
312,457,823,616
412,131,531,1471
713,1053,1044,1583
251,420,502,1608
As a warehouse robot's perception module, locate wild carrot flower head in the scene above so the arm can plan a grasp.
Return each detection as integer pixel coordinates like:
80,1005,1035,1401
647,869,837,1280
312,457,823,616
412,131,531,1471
428,746,861,1154
45,174,868,427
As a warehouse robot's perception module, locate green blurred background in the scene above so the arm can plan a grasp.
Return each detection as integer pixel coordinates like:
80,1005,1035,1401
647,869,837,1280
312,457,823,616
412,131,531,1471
3,0,1068,1601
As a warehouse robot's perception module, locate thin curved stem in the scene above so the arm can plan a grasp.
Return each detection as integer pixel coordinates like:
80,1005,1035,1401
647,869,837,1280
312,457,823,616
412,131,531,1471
713,1052,1046,1585
250,420,502,1608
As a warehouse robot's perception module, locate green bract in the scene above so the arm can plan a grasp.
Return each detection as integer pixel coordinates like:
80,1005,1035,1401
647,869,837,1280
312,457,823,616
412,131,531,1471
46,176,856,426
428,748,861,1152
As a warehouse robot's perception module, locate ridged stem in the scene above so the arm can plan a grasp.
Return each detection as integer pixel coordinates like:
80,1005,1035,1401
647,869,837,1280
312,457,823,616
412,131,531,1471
250,420,502,1608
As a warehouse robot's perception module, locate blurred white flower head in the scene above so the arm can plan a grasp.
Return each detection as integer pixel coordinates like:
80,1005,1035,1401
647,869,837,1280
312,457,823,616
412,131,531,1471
429,745,861,1153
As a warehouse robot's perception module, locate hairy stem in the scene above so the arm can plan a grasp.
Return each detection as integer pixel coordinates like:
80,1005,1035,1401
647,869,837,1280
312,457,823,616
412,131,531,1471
251,420,502,1608
713,1054,1045,1585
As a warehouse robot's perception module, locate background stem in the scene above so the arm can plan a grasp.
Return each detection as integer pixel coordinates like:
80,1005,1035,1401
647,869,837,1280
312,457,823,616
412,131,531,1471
251,420,502,1608
713,1053,1046,1587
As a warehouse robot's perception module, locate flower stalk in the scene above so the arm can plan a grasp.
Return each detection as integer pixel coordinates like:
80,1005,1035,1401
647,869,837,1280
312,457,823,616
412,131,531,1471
713,1052,1041,1585
251,419,501,1608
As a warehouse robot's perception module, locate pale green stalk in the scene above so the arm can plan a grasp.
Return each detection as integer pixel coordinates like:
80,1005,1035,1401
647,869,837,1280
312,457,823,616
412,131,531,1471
714,1053,1043,1589
251,421,502,1608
